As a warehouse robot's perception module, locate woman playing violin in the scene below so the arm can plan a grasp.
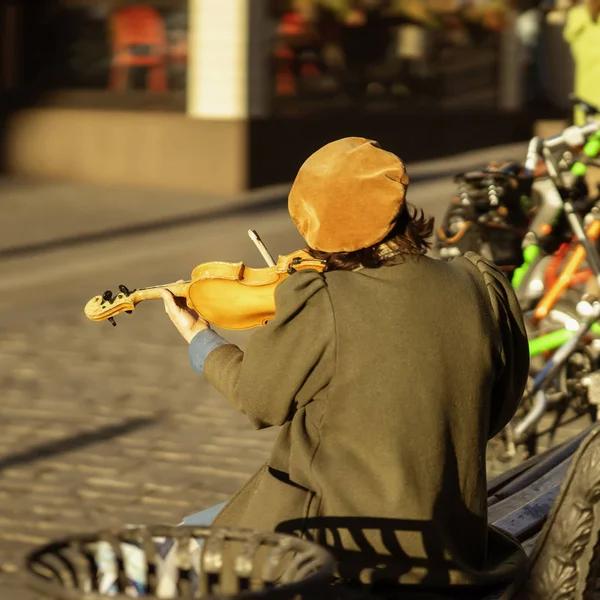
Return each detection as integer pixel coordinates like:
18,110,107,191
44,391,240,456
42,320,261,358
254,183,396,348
159,137,530,593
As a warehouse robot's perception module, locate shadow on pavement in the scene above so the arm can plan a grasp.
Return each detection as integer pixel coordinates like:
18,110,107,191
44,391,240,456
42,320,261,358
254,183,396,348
0,416,159,472
0,193,290,260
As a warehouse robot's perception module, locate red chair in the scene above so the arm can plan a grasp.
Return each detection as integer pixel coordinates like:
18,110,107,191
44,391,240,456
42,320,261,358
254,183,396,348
274,12,311,97
108,6,168,92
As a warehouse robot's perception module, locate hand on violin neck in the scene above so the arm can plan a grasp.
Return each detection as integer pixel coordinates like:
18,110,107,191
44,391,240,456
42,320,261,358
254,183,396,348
158,287,209,344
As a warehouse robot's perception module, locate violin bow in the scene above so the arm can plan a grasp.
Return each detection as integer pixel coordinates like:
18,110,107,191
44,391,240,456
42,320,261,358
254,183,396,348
248,230,276,267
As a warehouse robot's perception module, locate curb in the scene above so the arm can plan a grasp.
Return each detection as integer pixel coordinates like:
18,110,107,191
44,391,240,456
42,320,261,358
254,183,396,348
0,141,529,260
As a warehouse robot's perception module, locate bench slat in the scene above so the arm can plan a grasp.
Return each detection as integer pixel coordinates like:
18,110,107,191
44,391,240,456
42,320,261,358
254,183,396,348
491,484,561,542
488,458,570,523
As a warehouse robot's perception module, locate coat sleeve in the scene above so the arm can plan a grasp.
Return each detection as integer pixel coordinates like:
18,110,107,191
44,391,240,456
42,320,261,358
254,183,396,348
202,269,335,430
463,253,530,439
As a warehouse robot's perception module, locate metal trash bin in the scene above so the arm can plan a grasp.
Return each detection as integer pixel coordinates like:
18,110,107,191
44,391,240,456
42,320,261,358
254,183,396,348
24,525,336,599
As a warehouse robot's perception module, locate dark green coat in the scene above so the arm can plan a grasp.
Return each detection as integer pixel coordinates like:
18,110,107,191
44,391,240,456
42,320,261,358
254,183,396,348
203,252,530,590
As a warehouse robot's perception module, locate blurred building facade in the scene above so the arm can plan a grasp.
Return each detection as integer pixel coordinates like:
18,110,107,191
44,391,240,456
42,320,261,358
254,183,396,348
0,0,580,193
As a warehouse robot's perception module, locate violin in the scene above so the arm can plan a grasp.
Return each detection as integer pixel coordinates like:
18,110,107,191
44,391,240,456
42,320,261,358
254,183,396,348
84,231,326,331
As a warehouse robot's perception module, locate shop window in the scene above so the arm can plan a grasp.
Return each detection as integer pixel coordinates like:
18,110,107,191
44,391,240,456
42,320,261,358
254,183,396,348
46,0,188,111
267,0,508,113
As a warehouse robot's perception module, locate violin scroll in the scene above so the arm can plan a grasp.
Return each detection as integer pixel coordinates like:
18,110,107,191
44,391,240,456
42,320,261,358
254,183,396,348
85,285,137,324
85,280,192,326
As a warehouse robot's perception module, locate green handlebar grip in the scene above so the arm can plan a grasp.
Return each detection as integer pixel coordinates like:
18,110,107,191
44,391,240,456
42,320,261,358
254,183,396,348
584,139,600,157
523,245,540,263
512,265,528,289
512,245,540,289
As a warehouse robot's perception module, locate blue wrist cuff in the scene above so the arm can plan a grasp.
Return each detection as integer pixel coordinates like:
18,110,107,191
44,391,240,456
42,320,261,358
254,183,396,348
188,329,229,374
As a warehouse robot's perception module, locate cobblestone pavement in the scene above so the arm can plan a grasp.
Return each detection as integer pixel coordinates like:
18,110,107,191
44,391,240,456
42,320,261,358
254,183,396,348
0,206,305,596
0,164,594,597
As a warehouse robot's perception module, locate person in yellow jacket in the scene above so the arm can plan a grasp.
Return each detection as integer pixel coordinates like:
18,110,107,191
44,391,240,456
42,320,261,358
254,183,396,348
564,0,600,197
564,0,600,124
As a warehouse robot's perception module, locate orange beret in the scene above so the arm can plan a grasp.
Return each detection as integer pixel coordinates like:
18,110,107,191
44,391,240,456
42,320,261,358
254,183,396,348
288,137,410,252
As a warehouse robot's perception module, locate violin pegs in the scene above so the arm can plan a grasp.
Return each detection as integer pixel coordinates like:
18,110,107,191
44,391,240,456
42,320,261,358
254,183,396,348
102,290,114,302
119,284,132,296
108,317,117,327
125,310,133,314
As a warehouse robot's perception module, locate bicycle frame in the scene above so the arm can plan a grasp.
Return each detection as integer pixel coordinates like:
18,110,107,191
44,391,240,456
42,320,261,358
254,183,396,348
533,219,600,324
511,297,600,443
544,243,592,290
511,124,600,357
525,215,600,357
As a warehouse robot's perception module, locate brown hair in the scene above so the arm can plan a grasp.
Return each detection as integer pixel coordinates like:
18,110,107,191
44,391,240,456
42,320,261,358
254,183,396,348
307,203,434,271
